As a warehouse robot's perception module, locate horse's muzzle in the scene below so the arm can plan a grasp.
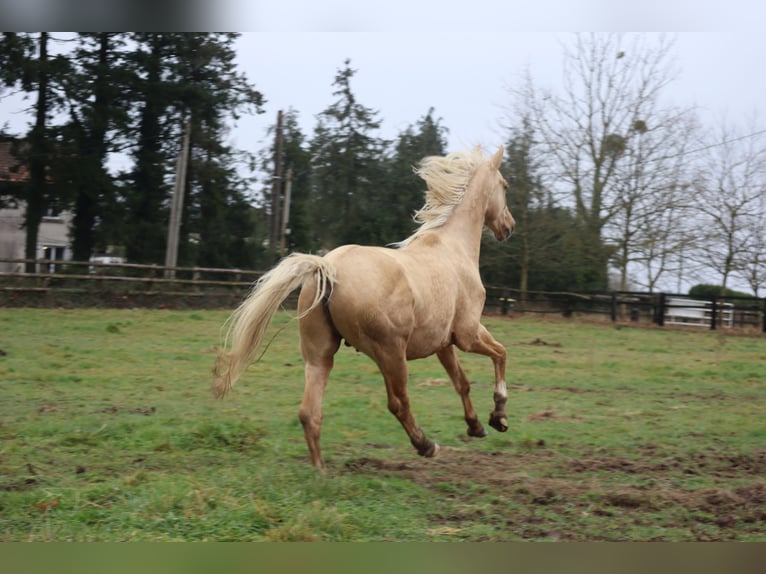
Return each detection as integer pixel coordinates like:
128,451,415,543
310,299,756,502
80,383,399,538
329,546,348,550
495,225,513,241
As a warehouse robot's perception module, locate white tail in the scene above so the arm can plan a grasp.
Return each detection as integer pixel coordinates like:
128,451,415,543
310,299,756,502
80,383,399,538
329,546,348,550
212,253,337,398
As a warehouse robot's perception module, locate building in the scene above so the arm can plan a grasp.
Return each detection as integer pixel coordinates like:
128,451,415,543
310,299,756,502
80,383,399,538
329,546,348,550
0,140,72,272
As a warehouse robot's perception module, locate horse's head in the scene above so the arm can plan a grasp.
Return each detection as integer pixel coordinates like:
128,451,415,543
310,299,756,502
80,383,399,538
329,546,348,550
483,146,515,241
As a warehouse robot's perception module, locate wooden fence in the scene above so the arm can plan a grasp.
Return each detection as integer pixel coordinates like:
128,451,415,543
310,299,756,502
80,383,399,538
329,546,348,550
484,286,766,333
1,258,764,332
0,258,263,309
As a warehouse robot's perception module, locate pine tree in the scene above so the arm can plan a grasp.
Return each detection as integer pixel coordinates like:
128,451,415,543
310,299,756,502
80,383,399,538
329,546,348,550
0,33,71,271
500,116,546,299
278,109,314,254
309,59,388,248
171,33,264,269
122,33,175,264
385,108,448,244
120,33,264,266
61,33,131,261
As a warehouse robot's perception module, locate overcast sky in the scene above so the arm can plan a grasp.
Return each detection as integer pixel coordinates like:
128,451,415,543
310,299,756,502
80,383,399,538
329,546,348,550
1,2,764,292
230,30,766,158
215,0,766,156
2,1,764,161
2,30,763,157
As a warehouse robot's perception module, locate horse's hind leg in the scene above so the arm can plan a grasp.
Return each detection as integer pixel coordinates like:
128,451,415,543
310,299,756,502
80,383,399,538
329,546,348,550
298,307,341,469
437,346,488,438
375,348,439,458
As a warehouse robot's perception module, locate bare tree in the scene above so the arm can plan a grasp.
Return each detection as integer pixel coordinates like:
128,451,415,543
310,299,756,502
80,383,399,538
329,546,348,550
507,33,686,289
735,171,766,296
693,120,766,294
738,211,766,297
633,184,700,293
608,111,700,291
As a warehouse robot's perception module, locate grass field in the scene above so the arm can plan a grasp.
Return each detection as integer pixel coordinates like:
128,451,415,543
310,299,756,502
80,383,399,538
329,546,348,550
1,308,764,541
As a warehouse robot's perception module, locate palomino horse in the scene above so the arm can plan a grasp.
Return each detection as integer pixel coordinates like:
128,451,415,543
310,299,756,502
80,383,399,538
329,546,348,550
213,145,515,468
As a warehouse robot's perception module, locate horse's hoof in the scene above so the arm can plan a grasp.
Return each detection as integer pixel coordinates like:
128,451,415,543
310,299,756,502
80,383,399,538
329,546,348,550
418,441,440,458
489,415,508,432
467,426,489,438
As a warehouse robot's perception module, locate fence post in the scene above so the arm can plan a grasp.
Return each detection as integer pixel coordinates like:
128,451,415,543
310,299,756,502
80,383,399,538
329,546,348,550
562,294,572,318
762,297,766,333
610,292,617,322
500,288,509,315
710,296,718,331
656,292,666,326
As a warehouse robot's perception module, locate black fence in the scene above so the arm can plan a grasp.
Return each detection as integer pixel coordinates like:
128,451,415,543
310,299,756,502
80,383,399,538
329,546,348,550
1,258,764,332
485,287,766,333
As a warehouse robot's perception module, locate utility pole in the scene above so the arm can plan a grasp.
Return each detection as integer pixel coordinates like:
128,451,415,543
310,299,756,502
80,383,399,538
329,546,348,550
270,110,284,253
279,168,293,256
164,120,191,279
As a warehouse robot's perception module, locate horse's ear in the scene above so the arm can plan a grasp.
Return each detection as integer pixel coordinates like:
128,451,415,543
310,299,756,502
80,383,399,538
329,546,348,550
490,145,504,170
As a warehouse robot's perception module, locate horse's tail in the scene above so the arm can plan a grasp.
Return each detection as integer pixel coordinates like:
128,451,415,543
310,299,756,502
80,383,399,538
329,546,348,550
212,253,337,398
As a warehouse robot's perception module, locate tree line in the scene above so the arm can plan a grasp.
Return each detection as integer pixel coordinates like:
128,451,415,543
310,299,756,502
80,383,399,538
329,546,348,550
1,33,765,296
0,33,263,273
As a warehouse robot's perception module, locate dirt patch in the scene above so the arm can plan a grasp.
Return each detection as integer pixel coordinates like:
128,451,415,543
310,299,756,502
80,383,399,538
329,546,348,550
527,409,581,423
1,478,37,492
101,405,157,416
509,384,592,394
417,378,450,387
338,447,766,540
567,454,667,474
37,404,59,414
524,338,562,347
717,451,766,476
566,449,766,478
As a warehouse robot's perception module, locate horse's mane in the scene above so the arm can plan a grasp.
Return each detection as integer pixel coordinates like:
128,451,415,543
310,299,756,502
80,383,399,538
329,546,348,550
393,146,485,248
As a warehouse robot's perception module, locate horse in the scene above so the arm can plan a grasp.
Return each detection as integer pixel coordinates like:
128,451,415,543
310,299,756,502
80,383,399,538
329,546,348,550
213,145,515,469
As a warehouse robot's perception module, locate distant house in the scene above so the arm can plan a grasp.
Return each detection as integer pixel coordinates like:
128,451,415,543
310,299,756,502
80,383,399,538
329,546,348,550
0,140,72,272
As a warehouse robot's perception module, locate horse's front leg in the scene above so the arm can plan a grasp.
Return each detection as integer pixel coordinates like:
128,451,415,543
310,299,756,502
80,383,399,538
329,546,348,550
459,325,509,433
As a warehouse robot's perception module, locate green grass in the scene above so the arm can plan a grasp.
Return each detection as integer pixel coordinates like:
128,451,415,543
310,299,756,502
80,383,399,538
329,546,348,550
1,309,764,541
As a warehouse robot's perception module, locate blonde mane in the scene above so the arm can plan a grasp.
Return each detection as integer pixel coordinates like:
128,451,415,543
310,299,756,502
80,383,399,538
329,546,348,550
394,147,486,248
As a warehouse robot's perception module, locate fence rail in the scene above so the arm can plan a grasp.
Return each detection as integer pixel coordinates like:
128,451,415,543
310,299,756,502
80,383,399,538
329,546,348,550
1,258,764,332
0,258,264,309
484,286,766,333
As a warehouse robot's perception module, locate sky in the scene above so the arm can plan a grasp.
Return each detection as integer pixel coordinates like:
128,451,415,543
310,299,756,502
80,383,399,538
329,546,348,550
2,0,766,155
218,0,766,159
226,26,766,294
229,31,766,160
2,1,765,161
1,0,765,291
2,30,764,158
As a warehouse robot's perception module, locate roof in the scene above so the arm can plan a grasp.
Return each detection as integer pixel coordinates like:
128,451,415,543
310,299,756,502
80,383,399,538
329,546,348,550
0,140,28,183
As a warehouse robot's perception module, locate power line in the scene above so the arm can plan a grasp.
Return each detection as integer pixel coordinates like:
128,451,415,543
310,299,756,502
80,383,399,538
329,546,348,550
647,126,766,164
532,126,766,181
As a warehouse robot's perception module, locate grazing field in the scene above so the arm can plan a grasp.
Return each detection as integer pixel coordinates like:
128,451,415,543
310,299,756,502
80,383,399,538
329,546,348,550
1,308,764,541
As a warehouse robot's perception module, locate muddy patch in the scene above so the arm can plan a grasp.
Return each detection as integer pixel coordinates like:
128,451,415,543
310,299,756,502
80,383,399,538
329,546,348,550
338,447,766,540
566,449,766,478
